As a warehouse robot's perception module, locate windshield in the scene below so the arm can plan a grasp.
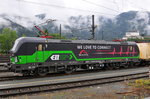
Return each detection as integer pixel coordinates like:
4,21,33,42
10,37,24,53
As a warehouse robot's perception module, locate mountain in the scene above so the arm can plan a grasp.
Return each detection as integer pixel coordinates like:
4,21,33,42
0,14,59,37
0,14,37,36
0,11,150,40
96,11,150,40
62,11,150,40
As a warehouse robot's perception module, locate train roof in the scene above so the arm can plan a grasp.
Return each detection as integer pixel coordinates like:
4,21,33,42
13,37,137,44
10,37,137,53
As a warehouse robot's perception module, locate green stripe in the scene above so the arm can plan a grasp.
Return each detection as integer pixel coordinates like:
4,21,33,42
11,51,139,64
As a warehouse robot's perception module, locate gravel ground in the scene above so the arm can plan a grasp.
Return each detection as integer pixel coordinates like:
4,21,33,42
5,81,149,99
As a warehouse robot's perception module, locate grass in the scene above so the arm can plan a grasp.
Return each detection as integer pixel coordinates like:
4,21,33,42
120,79,150,99
129,79,150,89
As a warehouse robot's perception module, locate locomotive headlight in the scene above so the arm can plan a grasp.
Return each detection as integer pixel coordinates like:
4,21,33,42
14,57,18,62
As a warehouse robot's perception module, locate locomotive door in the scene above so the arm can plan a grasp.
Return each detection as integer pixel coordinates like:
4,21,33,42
36,44,44,62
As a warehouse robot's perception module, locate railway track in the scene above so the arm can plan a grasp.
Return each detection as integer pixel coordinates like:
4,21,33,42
0,55,10,63
0,69,9,73
0,63,9,71
0,66,9,72
0,67,149,97
0,69,106,82
0,66,147,82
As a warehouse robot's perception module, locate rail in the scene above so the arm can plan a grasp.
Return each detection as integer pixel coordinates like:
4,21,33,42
0,71,148,97
0,55,10,66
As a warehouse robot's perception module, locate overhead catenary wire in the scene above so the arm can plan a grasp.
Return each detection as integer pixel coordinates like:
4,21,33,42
122,0,124,11
127,0,148,11
15,0,117,17
82,0,120,13
15,0,122,37
112,0,121,13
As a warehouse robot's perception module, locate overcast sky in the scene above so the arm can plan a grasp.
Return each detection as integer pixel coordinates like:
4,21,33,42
1,0,150,21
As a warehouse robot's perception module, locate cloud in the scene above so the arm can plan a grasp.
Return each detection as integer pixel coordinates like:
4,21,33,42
136,11,149,25
145,25,150,34
0,17,11,28
135,11,150,34
4,14,47,28
127,11,149,32
1,0,150,20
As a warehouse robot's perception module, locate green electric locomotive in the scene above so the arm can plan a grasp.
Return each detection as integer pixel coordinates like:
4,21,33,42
9,37,140,76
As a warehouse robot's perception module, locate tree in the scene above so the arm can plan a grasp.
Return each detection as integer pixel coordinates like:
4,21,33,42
0,28,18,53
48,33,66,39
21,34,26,37
43,29,66,39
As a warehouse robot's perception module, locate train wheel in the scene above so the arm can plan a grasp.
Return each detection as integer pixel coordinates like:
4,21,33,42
134,62,140,67
65,66,76,74
105,63,113,70
22,71,30,76
98,64,105,69
129,62,134,68
113,63,120,69
37,67,48,76
123,63,129,68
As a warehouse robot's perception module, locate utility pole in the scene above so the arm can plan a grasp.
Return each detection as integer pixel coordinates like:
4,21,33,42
91,15,95,40
102,30,103,40
59,24,61,38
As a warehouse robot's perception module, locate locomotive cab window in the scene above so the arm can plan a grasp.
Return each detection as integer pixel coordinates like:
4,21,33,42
38,44,43,51
129,46,133,51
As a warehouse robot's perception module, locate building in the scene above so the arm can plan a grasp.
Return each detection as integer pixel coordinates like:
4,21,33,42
122,31,143,40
